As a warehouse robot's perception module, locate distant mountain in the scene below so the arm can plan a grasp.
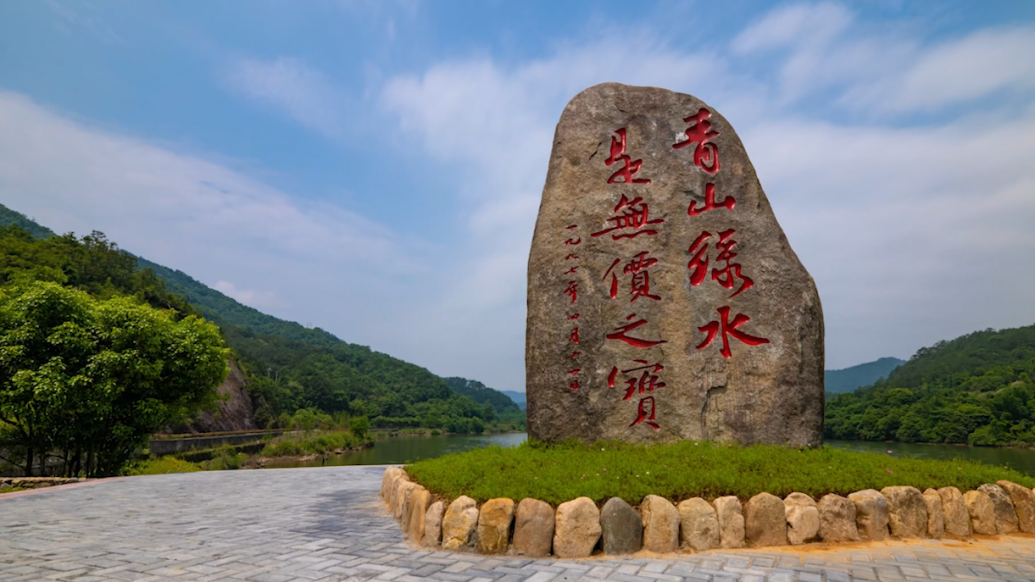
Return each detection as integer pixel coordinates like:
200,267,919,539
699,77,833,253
0,205,56,240
825,357,905,394
443,377,521,414
501,390,526,410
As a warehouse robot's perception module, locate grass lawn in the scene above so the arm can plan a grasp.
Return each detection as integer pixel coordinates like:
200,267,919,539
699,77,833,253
406,439,1035,505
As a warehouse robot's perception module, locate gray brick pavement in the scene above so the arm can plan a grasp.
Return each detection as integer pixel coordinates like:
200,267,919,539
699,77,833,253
2,466,1035,581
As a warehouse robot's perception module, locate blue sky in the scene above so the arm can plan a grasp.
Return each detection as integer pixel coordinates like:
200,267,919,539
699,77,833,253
1,1,1034,393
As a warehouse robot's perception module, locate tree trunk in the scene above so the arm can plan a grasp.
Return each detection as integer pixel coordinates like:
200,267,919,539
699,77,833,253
25,446,33,477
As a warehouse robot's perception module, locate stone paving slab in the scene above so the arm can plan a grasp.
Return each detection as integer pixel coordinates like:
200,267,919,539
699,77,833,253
2,466,1035,581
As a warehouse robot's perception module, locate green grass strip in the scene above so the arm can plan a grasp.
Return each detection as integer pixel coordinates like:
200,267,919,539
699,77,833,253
406,440,1035,505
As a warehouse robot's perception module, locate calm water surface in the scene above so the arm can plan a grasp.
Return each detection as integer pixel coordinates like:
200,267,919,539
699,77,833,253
263,433,1035,476
827,439,1035,476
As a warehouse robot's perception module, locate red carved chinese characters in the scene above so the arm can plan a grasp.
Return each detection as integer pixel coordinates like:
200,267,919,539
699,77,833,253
687,230,754,298
696,306,770,359
606,314,667,348
563,280,578,303
591,195,664,240
562,225,582,389
688,183,735,216
631,396,660,429
605,128,651,185
602,251,662,302
608,359,665,430
673,108,720,174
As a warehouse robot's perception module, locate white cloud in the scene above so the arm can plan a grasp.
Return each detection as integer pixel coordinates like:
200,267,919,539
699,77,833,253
732,2,851,53
378,8,1035,380
213,281,283,310
849,27,1035,113
224,57,347,139
733,3,1035,116
0,90,414,334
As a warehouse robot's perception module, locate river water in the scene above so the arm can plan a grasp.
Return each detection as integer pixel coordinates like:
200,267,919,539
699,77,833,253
260,433,1035,476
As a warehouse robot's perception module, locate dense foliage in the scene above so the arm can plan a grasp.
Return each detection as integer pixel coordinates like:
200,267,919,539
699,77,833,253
444,376,526,423
825,357,904,394
826,325,1035,446
229,327,500,432
0,281,227,476
0,205,525,439
407,439,1035,504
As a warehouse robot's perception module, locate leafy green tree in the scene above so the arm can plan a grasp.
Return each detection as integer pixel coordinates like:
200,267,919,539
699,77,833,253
0,281,227,476
349,415,370,439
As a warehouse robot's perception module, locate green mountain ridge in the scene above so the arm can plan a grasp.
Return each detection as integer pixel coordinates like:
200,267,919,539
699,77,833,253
0,203,522,433
826,323,1035,446
824,357,906,394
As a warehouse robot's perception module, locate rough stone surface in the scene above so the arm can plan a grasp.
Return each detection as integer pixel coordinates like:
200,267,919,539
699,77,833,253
881,486,928,539
677,497,720,551
441,496,479,550
963,490,997,535
848,489,890,541
512,498,555,557
641,495,679,553
783,492,819,545
399,484,424,533
600,497,643,555
476,498,515,554
923,488,946,539
553,497,602,558
817,494,859,543
406,487,431,542
978,483,1019,534
380,467,404,500
525,82,824,447
744,492,788,548
386,471,408,515
422,500,445,547
939,486,972,538
393,480,418,522
713,496,746,549
998,480,1035,533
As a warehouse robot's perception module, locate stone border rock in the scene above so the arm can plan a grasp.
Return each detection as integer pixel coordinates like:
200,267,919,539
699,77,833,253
381,468,1035,558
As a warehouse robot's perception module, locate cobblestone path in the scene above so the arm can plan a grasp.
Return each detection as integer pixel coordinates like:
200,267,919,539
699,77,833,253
3,465,1035,581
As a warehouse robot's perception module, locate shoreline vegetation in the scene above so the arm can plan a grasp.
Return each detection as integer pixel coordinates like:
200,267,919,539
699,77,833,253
406,439,1035,505
121,425,524,476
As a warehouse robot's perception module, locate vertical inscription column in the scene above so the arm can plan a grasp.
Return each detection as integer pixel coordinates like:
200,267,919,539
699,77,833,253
563,225,582,390
674,108,770,359
593,129,668,430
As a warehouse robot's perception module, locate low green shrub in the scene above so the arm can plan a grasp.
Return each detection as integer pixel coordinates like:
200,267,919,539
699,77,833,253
122,456,202,475
205,445,246,470
259,429,368,457
406,439,1035,505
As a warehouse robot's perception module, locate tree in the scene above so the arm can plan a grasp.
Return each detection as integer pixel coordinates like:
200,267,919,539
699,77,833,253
0,281,227,476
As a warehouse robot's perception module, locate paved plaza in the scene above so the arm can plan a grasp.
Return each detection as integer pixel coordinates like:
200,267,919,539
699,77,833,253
3,466,1035,581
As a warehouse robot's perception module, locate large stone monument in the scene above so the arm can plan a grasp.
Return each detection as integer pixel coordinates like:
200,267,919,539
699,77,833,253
526,83,823,446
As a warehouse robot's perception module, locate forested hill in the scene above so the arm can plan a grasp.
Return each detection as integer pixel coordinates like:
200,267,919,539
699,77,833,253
135,256,342,348
825,324,1035,446
444,377,521,414
0,203,523,433
0,205,56,239
825,357,905,394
